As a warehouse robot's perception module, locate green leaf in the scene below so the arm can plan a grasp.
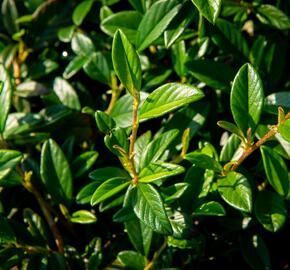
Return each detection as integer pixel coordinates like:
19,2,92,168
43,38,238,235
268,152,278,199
0,215,16,244
161,183,189,204
139,162,185,183
53,77,81,110
255,191,287,232
139,83,204,120
113,206,136,222
1,0,19,35
194,201,226,216
140,129,179,169
95,110,116,133
83,52,111,85
260,146,289,197
89,167,130,182
136,0,182,51
104,127,129,157
117,250,147,270
129,0,145,13
0,150,22,180
72,0,93,26
71,151,99,178
15,81,48,97
29,59,59,80
171,41,187,78
57,25,75,43
112,29,141,98
76,182,100,204
71,32,95,56
0,169,22,187
219,134,242,163
101,11,143,43
278,118,290,142
0,64,12,133
256,4,290,30
132,183,172,234
70,210,97,224
186,59,235,92
217,172,252,213
40,139,73,205
91,177,130,206
264,92,290,115
185,152,222,173
134,131,151,171
190,0,221,24
230,63,264,136
217,120,245,140
63,55,89,79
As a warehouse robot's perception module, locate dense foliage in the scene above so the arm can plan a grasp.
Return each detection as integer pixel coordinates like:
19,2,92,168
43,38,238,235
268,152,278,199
0,0,290,269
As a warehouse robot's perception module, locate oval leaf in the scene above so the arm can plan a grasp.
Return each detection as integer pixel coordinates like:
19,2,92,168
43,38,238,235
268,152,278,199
0,150,22,180
112,29,141,98
71,151,99,178
194,201,226,216
230,63,264,136
72,0,93,26
139,83,204,120
190,0,221,24
70,210,97,224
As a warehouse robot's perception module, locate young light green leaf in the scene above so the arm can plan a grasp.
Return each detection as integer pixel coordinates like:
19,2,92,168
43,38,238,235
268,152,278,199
217,120,245,140
58,25,75,43
190,0,221,24
186,59,235,92
0,215,16,244
185,152,222,173
72,0,93,26
70,210,97,224
136,0,182,51
194,201,226,216
255,191,287,232
278,118,290,142
139,162,185,183
0,65,12,133
139,83,204,120
260,146,289,197
132,183,173,234
71,151,99,178
0,150,22,180
217,172,252,213
230,63,264,136
256,4,290,30
91,177,130,206
117,250,147,270
112,29,141,98
40,139,73,205
101,11,143,43
63,55,89,79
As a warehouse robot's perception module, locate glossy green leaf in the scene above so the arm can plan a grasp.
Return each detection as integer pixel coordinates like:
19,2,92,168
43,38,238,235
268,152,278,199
194,201,226,216
161,183,189,204
117,250,147,270
185,152,222,173
76,182,100,204
217,172,252,213
83,52,111,85
230,63,264,136
219,134,242,162
113,206,135,222
255,191,287,232
101,11,143,43
139,162,185,183
89,167,130,182
140,129,179,169
104,127,129,157
256,4,290,30
100,5,113,21
172,41,187,78
53,77,81,110
63,55,89,79
95,110,116,133
57,25,75,42
40,139,73,205
260,146,289,197
186,59,235,92
71,32,95,56
190,0,221,24
71,151,99,178
72,0,93,26
29,59,59,80
0,64,12,133
264,92,290,115
0,150,22,180
134,131,151,171
70,210,97,224
139,83,204,120
0,169,22,187
112,29,141,98
132,183,172,234
278,118,290,142
129,0,145,13
217,120,245,140
0,215,16,244
91,177,130,206
136,0,182,51
1,0,19,35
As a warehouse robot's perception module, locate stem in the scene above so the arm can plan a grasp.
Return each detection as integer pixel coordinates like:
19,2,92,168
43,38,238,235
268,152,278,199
13,58,21,85
129,97,140,185
144,236,168,270
4,243,52,254
23,173,65,254
106,76,123,114
230,112,290,171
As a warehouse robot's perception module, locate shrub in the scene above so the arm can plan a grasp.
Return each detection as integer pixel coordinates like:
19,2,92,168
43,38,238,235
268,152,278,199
0,0,290,269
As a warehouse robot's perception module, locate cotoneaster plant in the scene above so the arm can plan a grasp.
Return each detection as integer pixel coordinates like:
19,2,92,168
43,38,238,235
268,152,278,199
0,0,290,269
